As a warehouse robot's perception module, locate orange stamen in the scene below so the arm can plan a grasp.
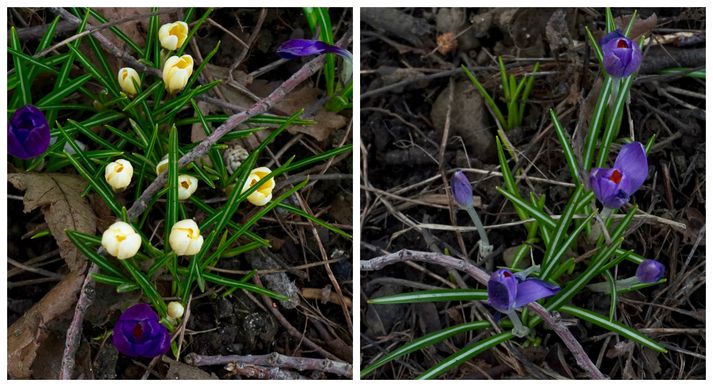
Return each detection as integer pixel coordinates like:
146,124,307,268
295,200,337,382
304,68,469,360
610,170,622,184
617,39,628,49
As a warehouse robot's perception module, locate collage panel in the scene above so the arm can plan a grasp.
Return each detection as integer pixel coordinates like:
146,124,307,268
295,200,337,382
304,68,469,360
7,7,353,380
360,7,705,380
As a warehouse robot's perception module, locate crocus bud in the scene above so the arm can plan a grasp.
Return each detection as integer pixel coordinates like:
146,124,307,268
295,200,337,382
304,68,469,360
8,105,50,159
105,159,134,191
167,301,185,319
156,156,169,176
635,259,665,283
177,175,198,200
451,170,473,208
590,142,648,209
101,221,142,259
241,167,275,206
169,219,204,256
117,67,140,96
112,304,170,358
162,55,193,94
158,21,188,51
600,30,642,78
277,39,352,62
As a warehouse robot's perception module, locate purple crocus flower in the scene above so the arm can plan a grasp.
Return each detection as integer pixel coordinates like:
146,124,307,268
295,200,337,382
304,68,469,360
451,170,473,208
635,259,665,283
589,142,648,209
112,304,170,358
600,30,642,78
488,269,560,313
8,105,50,159
277,39,352,62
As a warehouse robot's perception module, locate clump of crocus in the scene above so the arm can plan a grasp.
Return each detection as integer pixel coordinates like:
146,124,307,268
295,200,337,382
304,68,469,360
451,170,492,261
488,268,560,337
159,21,188,51
117,67,140,97
167,301,185,319
601,30,642,78
101,221,142,259
241,167,275,206
177,175,198,200
636,259,666,283
112,304,170,358
169,219,204,256
105,159,134,191
590,142,647,209
162,55,193,94
8,105,50,159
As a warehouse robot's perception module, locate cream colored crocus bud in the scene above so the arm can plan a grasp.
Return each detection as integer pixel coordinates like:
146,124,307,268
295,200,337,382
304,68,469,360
241,167,275,206
167,301,185,319
162,55,193,94
117,67,140,96
158,21,188,51
101,221,141,259
156,156,169,176
105,159,133,191
177,175,198,200
169,219,203,256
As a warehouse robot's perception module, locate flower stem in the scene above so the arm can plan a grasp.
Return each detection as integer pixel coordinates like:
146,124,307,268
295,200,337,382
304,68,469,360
506,310,529,338
587,276,639,294
465,204,493,264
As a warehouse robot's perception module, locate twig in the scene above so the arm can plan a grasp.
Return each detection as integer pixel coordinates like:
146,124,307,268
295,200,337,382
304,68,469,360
360,249,607,380
59,263,99,379
185,352,353,378
225,363,304,379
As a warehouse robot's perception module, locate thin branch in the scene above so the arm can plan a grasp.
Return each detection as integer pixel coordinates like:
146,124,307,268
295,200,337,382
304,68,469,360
185,352,353,378
360,249,607,380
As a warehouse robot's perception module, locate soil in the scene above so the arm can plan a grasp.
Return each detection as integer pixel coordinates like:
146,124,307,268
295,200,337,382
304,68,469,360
7,8,353,380
360,8,705,379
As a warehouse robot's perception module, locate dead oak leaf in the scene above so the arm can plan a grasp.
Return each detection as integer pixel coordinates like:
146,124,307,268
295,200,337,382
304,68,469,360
277,86,347,142
9,173,97,273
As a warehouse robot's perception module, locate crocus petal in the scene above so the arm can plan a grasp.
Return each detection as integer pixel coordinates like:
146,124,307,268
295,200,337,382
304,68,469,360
277,39,352,62
487,269,518,313
451,170,473,208
613,142,648,196
112,304,170,358
600,30,625,46
635,259,666,283
8,105,50,159
120,303,157,321
601,30,641,78
589,167,625,208
513,278,560,308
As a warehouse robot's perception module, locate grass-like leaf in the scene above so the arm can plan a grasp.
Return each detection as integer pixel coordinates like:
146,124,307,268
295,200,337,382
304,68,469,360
462,64,507,129
550,109,581,185
368,289,487,304
417,332,513,379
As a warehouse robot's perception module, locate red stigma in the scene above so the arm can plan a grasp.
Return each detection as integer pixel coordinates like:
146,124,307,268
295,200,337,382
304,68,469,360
503,271,512,278
132,323,143,338
610,170,622,184
616,39,628,49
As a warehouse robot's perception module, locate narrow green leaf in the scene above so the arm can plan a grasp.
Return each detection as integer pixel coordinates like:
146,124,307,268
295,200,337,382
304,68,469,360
550,109,581,185
539,186,583,279
120,259,167,316
9,27,30,106
417,332,513,379
276,203,351,240
369,289,487,304
165,125,179,250
66,231,126,280
462,65,507,129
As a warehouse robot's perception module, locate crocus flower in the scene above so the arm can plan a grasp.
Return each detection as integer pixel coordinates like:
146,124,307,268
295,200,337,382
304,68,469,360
177,175,198,200
635,259,665,283
169,219,204,256
105,159,134,191
155,156,169,176
8,105,50,159
167,301,185,319
600,30,642,78
158,21,188,51
241,167,275,206
162,55,193,94
117,67,140,97
277,39,352,61
488,269,559,337
112,304,170,358
589,142,648,209
101,221,142,259
451,170,473,208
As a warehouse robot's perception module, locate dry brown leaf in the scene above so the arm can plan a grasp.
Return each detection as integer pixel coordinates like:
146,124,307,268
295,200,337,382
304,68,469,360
7,270,85,378
9,173,97,273
277,86,347,142
163,356,219,379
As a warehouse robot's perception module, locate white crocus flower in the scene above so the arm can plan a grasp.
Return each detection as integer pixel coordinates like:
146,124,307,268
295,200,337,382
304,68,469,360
162,55,193,94
241,167,275,206
177,175,198,200
101,221,141,259
158,21,188,51
105,159,133,191
117,67,140,96
169,219,203,256
156,156,169,176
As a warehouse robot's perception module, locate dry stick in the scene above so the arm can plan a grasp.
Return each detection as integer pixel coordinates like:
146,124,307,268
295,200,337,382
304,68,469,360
360,249,607,380
185,352,353,378
55,6,349,376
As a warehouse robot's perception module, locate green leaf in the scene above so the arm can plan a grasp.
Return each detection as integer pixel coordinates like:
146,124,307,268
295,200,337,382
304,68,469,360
539,185,583,279
120,259,167,316
66,231,127,280
417,332,513,379
165,125,179,247
9,26,30,106
361,321,492,378
582,76,613,172
369,289,487,304
36,74,93,108
549,109,581,185
177,8,213,55
462,65,506,129
63,152,122,217
276,203,351,240
585,26,604,65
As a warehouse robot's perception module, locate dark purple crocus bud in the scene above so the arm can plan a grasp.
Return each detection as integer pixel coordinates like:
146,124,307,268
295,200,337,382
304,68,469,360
8,105,50,159
635,259,665,283
600,30,642,78
589,142,648,209
277,39,352,62
112,304,170,358
451,170,473,208
487,269,560,313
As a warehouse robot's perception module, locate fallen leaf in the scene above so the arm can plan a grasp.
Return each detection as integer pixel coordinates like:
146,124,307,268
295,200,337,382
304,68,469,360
277,86,347,142
8,270,85,378
9,173,97,273
163,356,219,379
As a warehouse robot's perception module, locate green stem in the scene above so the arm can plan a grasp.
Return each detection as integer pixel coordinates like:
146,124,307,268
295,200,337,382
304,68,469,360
465,205,493,261
587,276,639,294
505,310,529,338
